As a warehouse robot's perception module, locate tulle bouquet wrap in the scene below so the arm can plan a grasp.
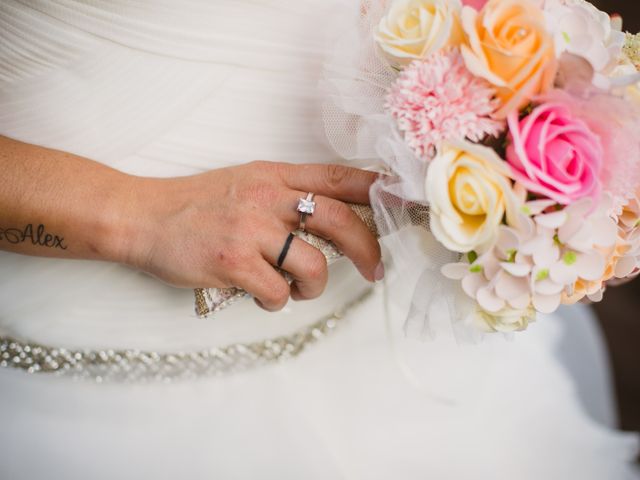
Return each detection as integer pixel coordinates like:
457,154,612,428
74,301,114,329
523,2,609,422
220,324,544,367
321,0,640,335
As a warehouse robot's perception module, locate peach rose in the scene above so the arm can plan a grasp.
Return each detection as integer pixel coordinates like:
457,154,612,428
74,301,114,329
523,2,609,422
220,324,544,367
460,0,557,118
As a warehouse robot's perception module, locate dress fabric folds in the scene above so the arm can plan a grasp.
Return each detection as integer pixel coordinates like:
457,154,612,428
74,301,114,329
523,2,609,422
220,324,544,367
0,1,638,478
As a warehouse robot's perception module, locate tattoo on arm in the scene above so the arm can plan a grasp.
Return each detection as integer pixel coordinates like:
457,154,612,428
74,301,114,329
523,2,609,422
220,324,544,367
0,224,68,250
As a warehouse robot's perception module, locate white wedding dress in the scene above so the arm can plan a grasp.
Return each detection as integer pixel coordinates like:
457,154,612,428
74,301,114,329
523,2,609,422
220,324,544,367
0,1,638,479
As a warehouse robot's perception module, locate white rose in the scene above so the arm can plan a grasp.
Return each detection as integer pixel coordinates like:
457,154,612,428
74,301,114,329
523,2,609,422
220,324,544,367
544,0,625,87
426,140,518,253
374,0,463,66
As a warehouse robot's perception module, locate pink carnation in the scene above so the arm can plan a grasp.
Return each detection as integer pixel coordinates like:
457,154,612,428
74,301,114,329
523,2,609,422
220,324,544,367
385,50,503,161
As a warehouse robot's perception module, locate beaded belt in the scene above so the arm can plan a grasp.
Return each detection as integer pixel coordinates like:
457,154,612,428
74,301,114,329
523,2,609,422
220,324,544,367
0,288,373,382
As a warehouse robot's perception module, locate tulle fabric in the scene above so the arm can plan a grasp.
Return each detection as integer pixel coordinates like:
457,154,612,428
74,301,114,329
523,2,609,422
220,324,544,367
320,0,482,337
0,1,638,478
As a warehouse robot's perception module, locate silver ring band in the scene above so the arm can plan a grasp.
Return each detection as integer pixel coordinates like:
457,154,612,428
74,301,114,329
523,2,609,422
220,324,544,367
297,192,316,232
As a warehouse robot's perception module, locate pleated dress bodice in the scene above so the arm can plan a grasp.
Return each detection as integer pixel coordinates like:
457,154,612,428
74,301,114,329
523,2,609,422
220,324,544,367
0,0,368,351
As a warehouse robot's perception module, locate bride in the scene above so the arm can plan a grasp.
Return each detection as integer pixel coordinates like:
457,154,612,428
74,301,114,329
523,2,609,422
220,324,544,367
0,0,638,478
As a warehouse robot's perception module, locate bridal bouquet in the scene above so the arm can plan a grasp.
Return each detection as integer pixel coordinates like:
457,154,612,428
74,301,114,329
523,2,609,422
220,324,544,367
322,0,640,333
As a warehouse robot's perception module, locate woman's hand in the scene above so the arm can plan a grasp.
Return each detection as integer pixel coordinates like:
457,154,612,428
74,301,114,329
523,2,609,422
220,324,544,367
126,161,383,311
0,136,381,312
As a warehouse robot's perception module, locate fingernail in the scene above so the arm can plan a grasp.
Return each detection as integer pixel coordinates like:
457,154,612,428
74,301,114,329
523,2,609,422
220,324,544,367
374,261,385,282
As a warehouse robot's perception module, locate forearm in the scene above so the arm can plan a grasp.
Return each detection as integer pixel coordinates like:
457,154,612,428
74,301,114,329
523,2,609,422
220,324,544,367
0,135,139,263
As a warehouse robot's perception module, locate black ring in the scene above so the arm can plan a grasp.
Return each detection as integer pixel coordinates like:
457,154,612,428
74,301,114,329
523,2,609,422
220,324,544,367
277,233,295,268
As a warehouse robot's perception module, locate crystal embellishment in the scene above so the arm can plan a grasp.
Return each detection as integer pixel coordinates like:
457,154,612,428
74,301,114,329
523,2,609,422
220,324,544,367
0,289,373,382
297,197,316,214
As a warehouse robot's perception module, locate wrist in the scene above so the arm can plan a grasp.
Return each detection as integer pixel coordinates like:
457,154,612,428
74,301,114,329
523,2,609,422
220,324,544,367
98,172,157,267
110,174,188,271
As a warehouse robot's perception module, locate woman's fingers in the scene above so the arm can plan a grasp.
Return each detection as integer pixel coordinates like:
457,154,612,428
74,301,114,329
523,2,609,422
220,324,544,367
276,162,383,282
179,161,384,310
278,163,380,205
261,231,329,301
280,192,383,282
229,230,331,310
231,257,291,312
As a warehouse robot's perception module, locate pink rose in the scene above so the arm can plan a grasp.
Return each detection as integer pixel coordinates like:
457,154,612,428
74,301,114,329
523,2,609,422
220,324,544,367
462,0,487,9
506,103,603,205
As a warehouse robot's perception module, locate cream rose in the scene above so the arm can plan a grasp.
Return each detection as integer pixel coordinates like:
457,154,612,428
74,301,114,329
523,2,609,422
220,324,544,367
475,306,536,333
460,0,557,118
375,0,463,66
426,140,518,253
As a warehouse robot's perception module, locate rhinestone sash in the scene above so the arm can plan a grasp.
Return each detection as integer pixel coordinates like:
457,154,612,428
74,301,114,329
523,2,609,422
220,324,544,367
0,288,373,382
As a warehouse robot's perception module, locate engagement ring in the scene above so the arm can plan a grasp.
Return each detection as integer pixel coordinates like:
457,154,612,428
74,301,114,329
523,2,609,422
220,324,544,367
297,192,316,231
